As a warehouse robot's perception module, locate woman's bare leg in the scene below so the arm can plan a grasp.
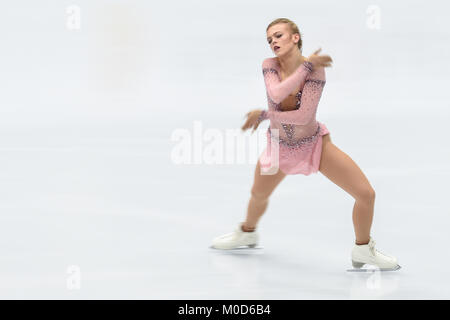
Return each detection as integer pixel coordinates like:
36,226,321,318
318,134,376,244
243,160,287,230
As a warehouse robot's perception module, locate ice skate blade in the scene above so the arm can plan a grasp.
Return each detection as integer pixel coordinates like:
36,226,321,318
209,245,264,251
346,264,401,272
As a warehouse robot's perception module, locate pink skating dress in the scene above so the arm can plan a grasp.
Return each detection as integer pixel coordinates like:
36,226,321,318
258,57,330,175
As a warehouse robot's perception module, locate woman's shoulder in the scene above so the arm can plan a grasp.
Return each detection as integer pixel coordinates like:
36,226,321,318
261,57,326,81
262,57,278,68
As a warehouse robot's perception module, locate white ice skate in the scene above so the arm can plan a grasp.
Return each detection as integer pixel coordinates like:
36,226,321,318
347,237,401,272
209,222,262,250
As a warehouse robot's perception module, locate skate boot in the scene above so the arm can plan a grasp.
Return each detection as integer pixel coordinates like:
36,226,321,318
210,222,260,250
348,237,401,272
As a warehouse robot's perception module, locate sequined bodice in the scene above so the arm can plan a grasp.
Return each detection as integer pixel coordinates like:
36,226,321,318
261,57,326,148
276,91,302,143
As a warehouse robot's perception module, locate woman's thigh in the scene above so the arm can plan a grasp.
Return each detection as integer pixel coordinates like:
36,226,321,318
251,159,287,199
319,134,374,200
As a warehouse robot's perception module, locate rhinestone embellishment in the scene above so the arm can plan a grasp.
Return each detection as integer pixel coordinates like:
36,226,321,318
268,123,321,149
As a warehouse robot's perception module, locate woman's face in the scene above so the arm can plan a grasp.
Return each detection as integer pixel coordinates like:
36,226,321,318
266,24,297,56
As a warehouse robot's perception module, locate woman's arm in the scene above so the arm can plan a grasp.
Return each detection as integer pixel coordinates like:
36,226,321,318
265,69,326,125
262,57,313,104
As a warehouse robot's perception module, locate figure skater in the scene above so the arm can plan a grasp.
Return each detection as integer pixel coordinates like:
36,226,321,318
210,18,400,271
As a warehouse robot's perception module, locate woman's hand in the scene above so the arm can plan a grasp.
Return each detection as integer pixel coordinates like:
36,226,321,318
241,109,265,133
305,48,333,69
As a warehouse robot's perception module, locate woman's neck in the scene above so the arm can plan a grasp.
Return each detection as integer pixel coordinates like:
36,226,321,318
277,50,305,74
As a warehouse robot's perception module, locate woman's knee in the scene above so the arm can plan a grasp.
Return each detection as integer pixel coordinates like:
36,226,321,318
355,186,376,204
251,188,270,202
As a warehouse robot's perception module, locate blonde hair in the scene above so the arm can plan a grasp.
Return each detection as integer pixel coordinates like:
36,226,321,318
266,18,302,52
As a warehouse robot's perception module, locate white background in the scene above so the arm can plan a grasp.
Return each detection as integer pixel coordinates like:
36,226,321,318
0,0,449,299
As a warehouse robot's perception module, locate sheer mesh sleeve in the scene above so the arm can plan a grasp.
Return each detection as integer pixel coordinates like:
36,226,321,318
262,58,313,104
266,68,326,125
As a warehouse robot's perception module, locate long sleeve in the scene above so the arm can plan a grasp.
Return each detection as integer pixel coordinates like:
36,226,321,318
262,57,313,104
266,71,326,125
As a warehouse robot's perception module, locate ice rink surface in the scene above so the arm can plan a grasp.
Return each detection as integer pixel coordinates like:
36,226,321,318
0,0,449,299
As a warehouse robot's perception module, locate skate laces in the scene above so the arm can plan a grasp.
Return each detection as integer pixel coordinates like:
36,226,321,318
368,238,376,256
217,232,237,240
216,225,251,241
368,238,388,257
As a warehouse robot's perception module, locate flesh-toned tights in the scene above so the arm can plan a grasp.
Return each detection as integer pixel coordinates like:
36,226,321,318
244,134,375,245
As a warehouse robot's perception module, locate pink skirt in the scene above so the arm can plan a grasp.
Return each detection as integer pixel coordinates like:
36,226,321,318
258,121,330,175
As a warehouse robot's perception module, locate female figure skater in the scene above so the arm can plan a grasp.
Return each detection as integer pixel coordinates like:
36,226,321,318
211,18,400,271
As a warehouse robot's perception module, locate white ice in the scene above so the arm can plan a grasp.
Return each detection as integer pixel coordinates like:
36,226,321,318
0,0,449,299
